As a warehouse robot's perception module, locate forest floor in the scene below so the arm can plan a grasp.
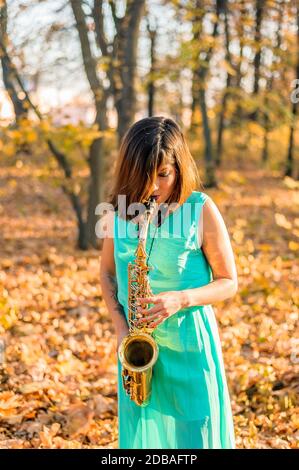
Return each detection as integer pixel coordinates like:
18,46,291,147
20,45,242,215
0,159,298,449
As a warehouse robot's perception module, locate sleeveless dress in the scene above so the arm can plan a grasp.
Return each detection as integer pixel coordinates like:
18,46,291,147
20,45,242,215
114,190,236,449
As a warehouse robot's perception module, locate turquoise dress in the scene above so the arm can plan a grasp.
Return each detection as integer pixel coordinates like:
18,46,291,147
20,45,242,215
114,191,235,449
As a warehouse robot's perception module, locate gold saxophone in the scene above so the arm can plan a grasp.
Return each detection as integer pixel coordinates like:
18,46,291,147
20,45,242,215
118,196,159,407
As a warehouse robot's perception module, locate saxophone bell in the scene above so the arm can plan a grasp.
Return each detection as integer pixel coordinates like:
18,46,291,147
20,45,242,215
118,331,159,406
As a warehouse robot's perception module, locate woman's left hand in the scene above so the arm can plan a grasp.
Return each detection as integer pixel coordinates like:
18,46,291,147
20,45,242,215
135,291,187,328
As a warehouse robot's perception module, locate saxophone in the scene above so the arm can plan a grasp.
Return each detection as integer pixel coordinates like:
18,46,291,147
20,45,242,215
118,196,159,407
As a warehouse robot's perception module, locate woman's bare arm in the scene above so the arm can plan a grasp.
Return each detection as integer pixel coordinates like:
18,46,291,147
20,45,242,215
181,196,238,307
99,211,129,335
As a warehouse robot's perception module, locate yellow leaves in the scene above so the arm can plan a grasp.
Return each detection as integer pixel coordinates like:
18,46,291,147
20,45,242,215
207,109,215,119
73,183,81,195
246,121,264,137
96,56,112,73
0,391,23,413
41,121,105,157
283,395,292,410
291,414,299,430
78,126,103,148
1,259,12,269
2,142,15,157
231,217,248,245
9,129,22,141
283,176,299,190
39,120,51,133
266,295,278,308
7,120,38,147
233,229,244,244
39,423,61,448
249,421,258,438
226,171,247,185
0,293,18,330
0,391,25,424
26,130,38,143
0,118,113,167
274,212,299,251
0,309,17,330
8,178,17,188
245,239,255,254
55,349,86,376
19,380,53,395
289,241,299,251
236,218,247,228
220,59,236,76
63,179,82,196
257,244,272,252
275,213,292,230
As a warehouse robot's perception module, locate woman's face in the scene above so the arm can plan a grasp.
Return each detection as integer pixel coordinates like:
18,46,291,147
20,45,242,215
150,162,177,204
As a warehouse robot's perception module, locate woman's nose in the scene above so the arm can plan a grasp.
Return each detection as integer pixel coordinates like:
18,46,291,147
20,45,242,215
151,182,159,193
153,182,159,190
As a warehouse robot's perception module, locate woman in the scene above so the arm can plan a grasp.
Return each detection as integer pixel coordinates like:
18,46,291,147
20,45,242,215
100,116,237,449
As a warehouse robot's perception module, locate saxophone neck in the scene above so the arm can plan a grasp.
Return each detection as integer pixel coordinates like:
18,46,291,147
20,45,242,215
138,197,158,241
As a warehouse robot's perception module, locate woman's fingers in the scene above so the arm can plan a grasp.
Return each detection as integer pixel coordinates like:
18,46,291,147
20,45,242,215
148,316,165,328
137,311,161,324
136,310,168,327
136,296,158,305
137,304,160,316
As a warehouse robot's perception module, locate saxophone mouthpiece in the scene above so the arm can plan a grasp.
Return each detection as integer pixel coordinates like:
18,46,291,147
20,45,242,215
144,195,158,211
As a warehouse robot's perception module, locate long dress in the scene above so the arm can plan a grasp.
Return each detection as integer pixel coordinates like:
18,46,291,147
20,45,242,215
114,190,236,449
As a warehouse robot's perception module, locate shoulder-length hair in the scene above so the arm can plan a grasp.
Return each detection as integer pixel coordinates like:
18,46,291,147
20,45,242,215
109,116,204,220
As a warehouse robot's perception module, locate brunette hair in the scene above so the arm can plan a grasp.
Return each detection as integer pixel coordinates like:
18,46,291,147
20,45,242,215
109,116,204,220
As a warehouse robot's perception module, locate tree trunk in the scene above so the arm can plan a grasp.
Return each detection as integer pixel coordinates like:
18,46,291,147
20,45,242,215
71,0,109,248
86,113,107,249
250,0,264,122
147,21,157,117
190,0,204,134
285,5,299,178
0,2,28,121
262,0,284,166
216,2,232,167
191,1,221,187
233,0,246,126
113,0,146,142
199,83,216,187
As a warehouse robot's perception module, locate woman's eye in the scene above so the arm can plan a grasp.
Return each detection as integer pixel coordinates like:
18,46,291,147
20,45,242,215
159,172,170,177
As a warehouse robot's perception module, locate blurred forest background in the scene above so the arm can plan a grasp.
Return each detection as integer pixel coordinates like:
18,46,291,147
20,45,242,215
0,0,298,449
